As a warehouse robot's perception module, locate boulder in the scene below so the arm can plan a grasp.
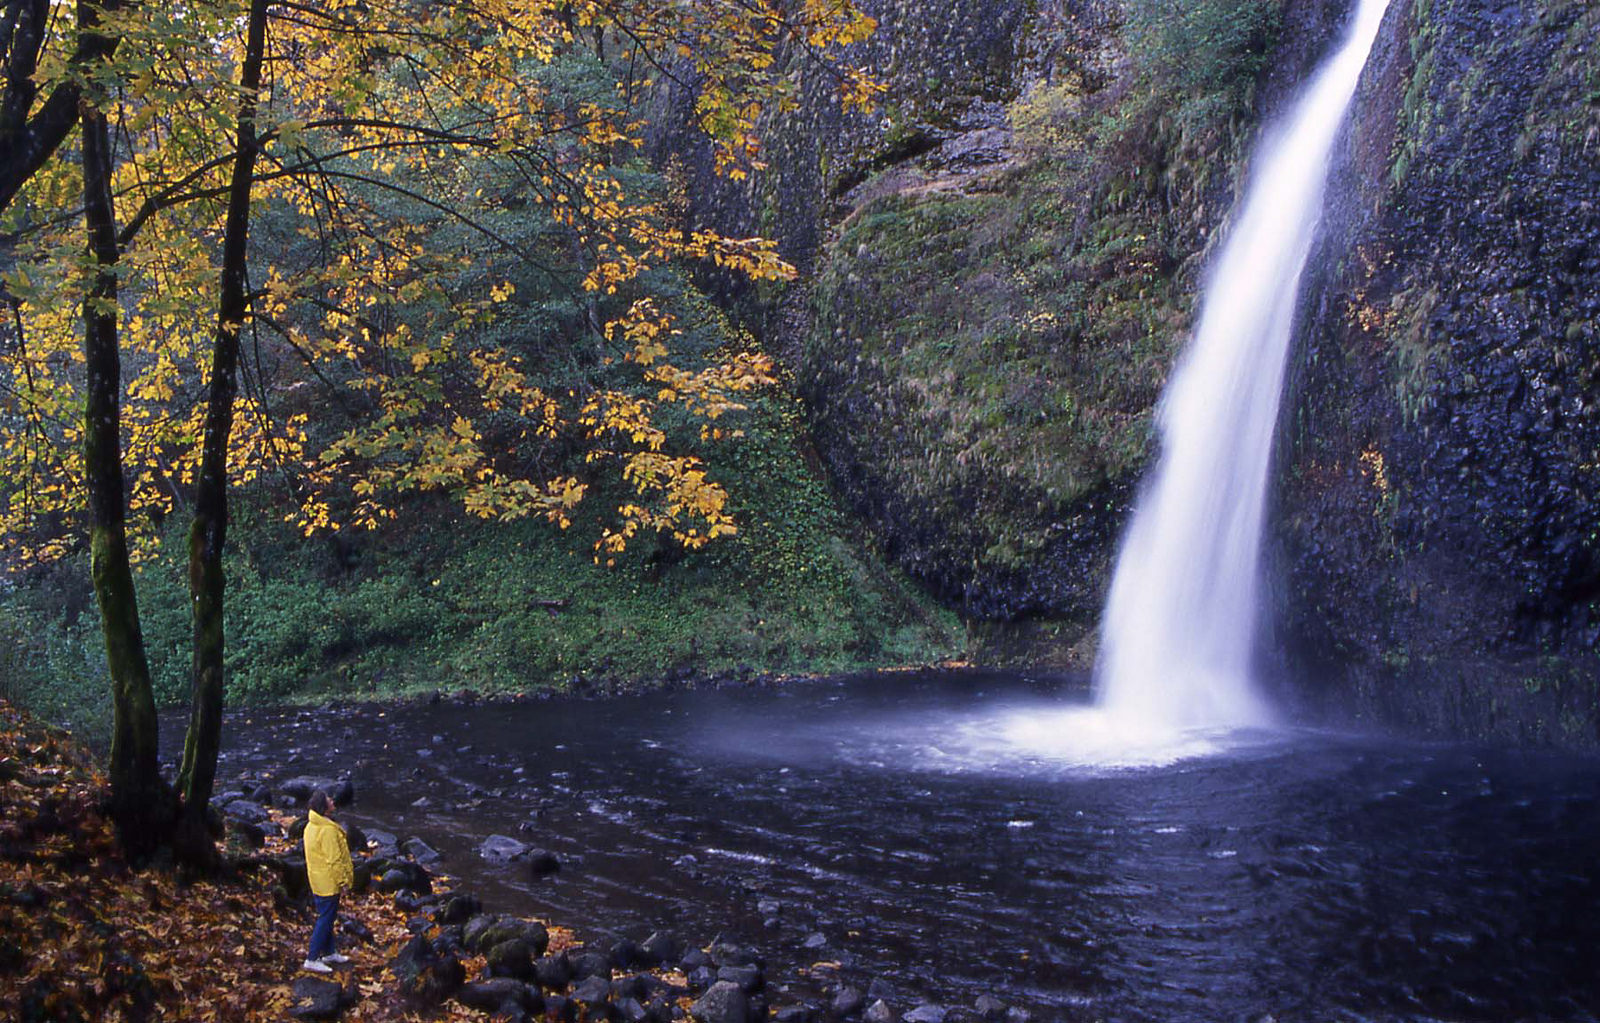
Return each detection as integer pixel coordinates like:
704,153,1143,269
688,966,716,991
545,994,576,1023
464,915,549,957
566,948,611,981
533,954,572,990
376,863,432,895
801,933,829,951
401,837,441,864
388,933,464,1005
865,1001,896,1023
222,799,270,823
480,835,530,862
290,977,351,1020
616,997,650,1023
609,938,647,971
903,1006,946,1023
227,818,266,849
571,974,613,1012
972,996,1005,1021
436,894,481,925
690,981,749,1023
831,987,865,1018
344,824,368,854
717,965,762,993
680,948,712,972
274,854,310,899
456,978,536,1012
485,938,535,981
281,776,355,806
639,931,679,967
866,981,896,1004
365,829,400,856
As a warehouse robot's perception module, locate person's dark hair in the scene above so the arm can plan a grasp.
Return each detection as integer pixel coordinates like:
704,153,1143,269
309,790,334,816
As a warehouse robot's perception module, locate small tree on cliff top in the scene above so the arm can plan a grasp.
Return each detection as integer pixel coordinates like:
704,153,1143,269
0,0,880,860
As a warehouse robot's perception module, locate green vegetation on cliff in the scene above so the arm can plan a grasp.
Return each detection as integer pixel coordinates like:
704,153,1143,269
1,390,960,742
800,0,1290,621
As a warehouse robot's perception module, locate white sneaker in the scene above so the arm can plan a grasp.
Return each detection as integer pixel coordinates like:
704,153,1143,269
323,953,351,965
301,959,333,973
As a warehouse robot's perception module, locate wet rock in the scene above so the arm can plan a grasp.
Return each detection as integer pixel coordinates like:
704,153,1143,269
527,849,561,876
708,940,760,968
290,976,351,1019
865,1001,896,1023
774,1007,814,1023
801,933,829,951
545,994,577,1023
365,829,399,856
227,818,266,849
223,799,270,822
716,965,762,993
1001,1009,1029,1023
436,894,481,925
640,931,679,966
281,776,354,806
680,948,712,972
831,986,865,1018
902,1006,946,1023
610,938,648,970
376,862,431,894
756,899,782,918
572,974,614,1012
481,834,530,862
617,997,651,1023
972,996,1005,1021
688,966,717,991
457,978,536,1012
402,838,441,864
690,981,749,1023
486,939,536,980
533,954,573,990
344,824,368,854
567,948,612,981
389,933,465,1005
249,784,273,803
274,854,310,899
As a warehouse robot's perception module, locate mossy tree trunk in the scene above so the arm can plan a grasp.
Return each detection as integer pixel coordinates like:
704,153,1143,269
174,0,269,866
79,1,174,858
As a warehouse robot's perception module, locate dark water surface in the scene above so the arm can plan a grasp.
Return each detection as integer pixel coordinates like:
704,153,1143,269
197,671,1600,1022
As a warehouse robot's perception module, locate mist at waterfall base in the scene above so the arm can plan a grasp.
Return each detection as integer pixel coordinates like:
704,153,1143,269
206,671,1600,1022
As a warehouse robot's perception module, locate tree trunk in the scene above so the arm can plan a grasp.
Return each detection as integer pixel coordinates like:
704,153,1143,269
174,0,269,865
79,4,172,857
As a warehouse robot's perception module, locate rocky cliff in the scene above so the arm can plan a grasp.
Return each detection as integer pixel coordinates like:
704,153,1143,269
1273,0,1600,743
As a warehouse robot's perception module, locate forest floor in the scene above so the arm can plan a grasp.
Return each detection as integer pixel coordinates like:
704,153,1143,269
0,698,574,1022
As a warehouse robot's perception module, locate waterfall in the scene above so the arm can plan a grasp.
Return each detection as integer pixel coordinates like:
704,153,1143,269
1092,0,1392,736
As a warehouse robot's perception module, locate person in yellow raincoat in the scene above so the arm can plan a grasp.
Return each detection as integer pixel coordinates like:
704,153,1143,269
302,790,354,973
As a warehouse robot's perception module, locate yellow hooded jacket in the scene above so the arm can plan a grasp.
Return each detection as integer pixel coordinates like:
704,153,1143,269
304,809,354,897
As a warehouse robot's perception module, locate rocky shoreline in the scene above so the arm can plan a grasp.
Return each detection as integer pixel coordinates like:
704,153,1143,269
227,759,1036,1023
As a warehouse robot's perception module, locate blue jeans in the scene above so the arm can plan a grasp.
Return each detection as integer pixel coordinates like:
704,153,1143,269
308,893,339,961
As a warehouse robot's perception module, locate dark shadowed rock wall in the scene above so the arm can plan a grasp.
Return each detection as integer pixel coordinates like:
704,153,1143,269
1273,0,1600,744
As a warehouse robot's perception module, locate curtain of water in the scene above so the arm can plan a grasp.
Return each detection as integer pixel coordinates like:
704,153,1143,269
1093,0,1392,733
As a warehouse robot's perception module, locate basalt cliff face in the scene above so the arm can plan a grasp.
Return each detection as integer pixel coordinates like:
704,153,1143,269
656,0,1600,743
1272,0,1600,744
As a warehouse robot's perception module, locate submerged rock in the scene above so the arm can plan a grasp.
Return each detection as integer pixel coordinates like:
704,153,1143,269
480,834,530,863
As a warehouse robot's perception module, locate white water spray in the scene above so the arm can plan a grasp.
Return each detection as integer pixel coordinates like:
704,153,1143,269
1092,0,1392,736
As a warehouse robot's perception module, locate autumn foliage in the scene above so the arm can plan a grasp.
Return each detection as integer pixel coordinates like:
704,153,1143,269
0,0,881,567
0,698,589,1022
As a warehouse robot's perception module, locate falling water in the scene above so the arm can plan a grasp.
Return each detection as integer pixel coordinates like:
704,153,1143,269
1092,0,1393,738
